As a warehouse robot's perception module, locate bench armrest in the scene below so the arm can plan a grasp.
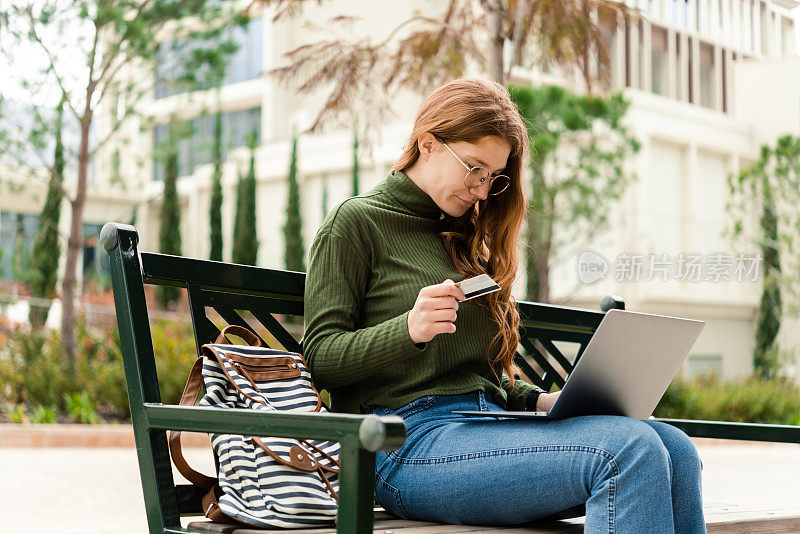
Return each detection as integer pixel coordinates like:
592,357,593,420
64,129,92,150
655,417,800,444
143,403,406,452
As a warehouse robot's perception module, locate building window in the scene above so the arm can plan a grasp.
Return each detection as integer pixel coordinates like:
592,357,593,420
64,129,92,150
782,17,795,56
0,212,39,282
153,107,261,181
155,17,263,99
686,354,722,379
699,42,715,108
599,16,618,86
82,222,110,290
652,26,668,95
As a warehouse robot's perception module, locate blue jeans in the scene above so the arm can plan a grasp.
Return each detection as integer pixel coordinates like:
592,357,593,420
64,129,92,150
370,391,705,533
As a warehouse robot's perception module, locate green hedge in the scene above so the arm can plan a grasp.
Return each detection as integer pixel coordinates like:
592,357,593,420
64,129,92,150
2,320,800,426
654,374,800,425
0,320,196,423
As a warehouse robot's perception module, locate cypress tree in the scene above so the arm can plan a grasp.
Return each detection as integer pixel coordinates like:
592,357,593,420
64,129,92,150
232,132,258,265
209,110,224,261
753,178,782,379
351,125,359,197
157,121,182,308
321,174,329,219
28,97,65,327
12,213,28,284
283,135,304,272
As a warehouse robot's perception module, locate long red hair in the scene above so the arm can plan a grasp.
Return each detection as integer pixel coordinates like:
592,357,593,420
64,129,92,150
394,77,529,386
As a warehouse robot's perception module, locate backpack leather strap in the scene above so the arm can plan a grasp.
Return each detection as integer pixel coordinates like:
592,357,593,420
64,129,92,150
167,357,217,490
214,325,262,346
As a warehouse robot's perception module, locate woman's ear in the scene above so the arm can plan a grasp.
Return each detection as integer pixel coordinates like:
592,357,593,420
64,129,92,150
417,132,437,161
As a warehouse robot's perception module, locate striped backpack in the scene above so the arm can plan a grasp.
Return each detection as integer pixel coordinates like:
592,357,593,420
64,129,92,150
168,325,340,528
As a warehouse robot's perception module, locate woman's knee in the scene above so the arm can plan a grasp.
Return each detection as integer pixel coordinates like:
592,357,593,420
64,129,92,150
588,417,672,483
644,420,703,476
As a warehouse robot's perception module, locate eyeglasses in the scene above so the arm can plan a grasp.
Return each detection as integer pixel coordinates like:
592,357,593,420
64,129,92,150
437,138,511,196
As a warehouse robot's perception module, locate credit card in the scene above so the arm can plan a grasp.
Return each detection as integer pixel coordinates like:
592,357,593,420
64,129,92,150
454,274,501,301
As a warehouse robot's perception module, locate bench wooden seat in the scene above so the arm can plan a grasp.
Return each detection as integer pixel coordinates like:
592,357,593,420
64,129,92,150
186,503,800,533
101,222,800,534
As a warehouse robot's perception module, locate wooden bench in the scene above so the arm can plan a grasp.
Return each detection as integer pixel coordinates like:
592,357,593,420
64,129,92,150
101,222,800,534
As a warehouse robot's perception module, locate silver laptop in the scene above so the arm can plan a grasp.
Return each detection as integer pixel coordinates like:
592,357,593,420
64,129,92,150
453,308,705,420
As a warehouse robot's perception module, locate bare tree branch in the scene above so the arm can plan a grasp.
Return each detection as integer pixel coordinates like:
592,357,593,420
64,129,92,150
22,6,81,119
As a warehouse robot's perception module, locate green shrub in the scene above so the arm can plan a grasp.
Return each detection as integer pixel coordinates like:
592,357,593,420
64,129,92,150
655,374,800,424
31,405,57,424
64,392,99,424
149,319,198,406
7,405,27,424
0,318,197,422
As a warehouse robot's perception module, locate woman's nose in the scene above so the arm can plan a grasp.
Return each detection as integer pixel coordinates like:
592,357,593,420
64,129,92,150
472,181,491,200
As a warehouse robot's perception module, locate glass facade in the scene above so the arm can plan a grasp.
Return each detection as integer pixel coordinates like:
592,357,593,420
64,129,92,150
153,107,261,181
82,222,110,286
652,26,669,95
0,212,39,282
155,17,263,99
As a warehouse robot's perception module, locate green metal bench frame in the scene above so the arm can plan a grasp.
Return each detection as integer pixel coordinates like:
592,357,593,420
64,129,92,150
102,222,800,534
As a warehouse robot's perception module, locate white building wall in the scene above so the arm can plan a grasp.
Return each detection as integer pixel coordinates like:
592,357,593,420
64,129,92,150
4,0,793,379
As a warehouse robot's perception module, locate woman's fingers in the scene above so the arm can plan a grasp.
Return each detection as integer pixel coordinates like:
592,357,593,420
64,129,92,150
408,280,467,344
420,279,467,302
418,296,459,311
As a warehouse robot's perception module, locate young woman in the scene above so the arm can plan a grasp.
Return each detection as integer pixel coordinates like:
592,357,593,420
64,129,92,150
303,77,705,533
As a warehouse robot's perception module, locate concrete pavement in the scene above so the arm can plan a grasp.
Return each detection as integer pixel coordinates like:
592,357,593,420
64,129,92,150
2,439,799,533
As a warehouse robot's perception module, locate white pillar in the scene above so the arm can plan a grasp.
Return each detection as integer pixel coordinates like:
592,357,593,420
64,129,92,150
630,21,641,89
753,0,762,55
732,0,741,49
668,27,677,98
261,16,273,143
714,45,724,111
711,0,721,39
679,33,690,101
724,47,734,114
743,0,752,54
699,0,709,35
691,36,701,105
688,0,698,31
772,10,781,57
684,142,697,253
642,20,653,92
722,0,731,45
614,14,627,88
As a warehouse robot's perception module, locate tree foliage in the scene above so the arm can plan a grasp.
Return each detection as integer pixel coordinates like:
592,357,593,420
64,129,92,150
0,0,246,369
510,84,639,302
232,133,259,266
28,97,65,327
209,111,224,261
157,122,182,308
351,125,360,197
727,135,800,378
261,0,630,135
283,135,304,272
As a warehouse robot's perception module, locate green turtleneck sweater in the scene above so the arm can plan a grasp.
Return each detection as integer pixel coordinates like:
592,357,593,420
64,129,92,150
303,170,544,414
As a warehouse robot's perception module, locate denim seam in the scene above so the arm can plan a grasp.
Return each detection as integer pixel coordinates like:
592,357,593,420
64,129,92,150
386,444,621,532
374,471,409,519
395,395,436,418
388,444,618,467
608,476,616,534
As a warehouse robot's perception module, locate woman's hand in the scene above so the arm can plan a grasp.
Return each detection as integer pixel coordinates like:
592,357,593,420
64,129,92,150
407,279,467,344
536,391,562,412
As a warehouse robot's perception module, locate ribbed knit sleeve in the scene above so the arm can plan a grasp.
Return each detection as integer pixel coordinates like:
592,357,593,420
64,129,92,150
303,231,426,389
502,374,546,411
